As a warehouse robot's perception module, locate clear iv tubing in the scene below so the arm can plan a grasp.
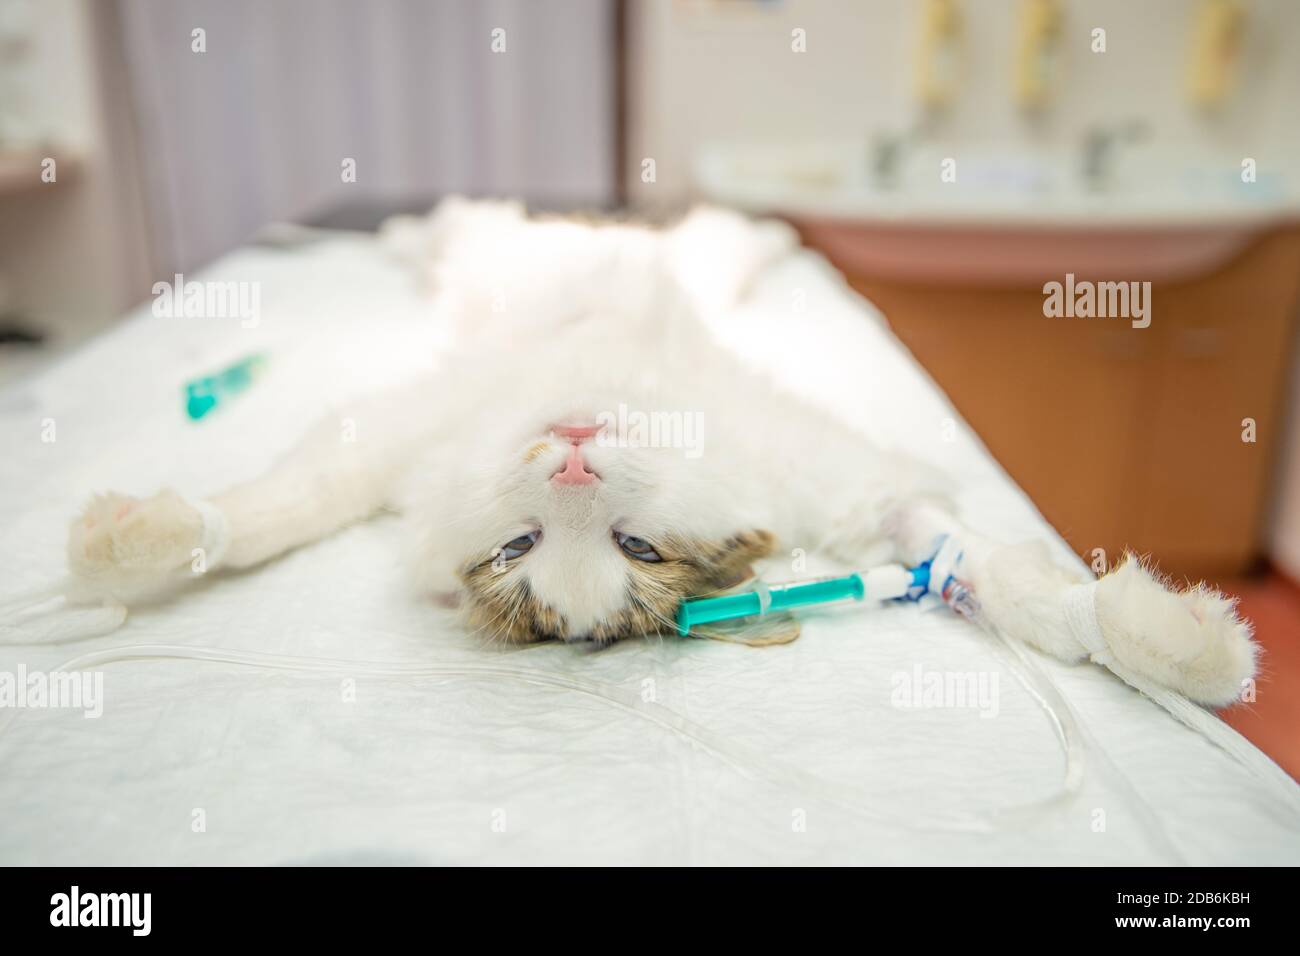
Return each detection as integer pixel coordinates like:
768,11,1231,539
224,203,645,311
0,632,1176,858
927,590,1187,861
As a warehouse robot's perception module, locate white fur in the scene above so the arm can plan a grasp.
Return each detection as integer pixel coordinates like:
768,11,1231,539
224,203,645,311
1094,556,1257,707
67,200,1258,703
67,490,206,603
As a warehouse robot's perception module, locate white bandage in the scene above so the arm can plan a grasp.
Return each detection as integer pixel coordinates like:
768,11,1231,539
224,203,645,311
927,535,966,594
1063,581,1110,664
192,499,231,571
863,564,913,601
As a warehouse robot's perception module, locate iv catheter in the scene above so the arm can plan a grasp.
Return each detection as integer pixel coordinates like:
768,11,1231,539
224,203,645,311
676,536,975,635
184,352,267,421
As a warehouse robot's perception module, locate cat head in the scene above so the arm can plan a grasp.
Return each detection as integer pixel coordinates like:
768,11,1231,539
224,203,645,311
410,418,775,645
400,203,798,646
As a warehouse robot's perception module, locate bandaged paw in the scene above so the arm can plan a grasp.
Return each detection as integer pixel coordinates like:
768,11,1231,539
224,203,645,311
67,490,229,600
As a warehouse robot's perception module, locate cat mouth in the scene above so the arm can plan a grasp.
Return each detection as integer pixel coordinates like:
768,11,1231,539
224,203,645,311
549,423,604,441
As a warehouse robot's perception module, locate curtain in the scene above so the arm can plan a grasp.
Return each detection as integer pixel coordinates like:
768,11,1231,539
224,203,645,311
114,0,617,274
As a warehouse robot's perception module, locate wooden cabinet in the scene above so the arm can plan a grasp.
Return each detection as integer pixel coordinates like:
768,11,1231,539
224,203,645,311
820,228,1300,583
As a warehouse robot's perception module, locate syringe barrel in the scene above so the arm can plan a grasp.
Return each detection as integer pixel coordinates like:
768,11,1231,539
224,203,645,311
677,573,864,635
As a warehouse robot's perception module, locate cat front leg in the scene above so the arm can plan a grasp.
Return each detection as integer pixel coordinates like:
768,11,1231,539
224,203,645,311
67,385,431,603
206,409,407,571
883,499,1257,707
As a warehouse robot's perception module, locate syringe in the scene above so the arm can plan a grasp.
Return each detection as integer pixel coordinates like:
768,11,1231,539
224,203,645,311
676,563,930,635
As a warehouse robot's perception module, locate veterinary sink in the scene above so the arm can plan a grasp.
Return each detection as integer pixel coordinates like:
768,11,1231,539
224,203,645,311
693,142,1300,284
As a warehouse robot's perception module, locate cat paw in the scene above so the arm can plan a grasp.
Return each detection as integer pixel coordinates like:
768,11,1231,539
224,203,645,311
68,491,209,596
1094,555,1257,708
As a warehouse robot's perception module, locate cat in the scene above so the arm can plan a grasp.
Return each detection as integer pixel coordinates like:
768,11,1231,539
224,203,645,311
65,199,1257,706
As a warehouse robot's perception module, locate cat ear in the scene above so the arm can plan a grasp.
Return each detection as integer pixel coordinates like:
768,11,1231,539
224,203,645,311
706,528,777,590
727,528,776,560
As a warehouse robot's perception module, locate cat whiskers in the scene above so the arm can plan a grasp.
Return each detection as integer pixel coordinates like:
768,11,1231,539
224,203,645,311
465,577,530,647
627,587,679,638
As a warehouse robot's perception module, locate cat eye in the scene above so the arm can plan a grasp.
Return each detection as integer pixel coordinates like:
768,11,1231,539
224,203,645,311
499,531,539,560
615,531,662,562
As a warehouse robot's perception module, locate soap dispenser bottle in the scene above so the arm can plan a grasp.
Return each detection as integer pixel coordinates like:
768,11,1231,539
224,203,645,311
915,0,963,114
1187,0,1245,110
1014,0,1064,114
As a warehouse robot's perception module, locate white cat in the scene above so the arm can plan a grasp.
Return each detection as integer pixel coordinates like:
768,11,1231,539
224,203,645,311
66,200,1256,705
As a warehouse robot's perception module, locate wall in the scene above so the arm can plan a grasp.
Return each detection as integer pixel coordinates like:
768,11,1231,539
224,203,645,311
0,0,152,337
626,0,1300,207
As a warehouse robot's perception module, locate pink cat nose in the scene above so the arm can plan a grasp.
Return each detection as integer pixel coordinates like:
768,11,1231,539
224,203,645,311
551,423,604,442
552,442,598,485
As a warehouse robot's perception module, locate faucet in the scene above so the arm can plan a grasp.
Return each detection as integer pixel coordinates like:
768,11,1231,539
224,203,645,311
869,126,923,190
1081,119,1150,191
